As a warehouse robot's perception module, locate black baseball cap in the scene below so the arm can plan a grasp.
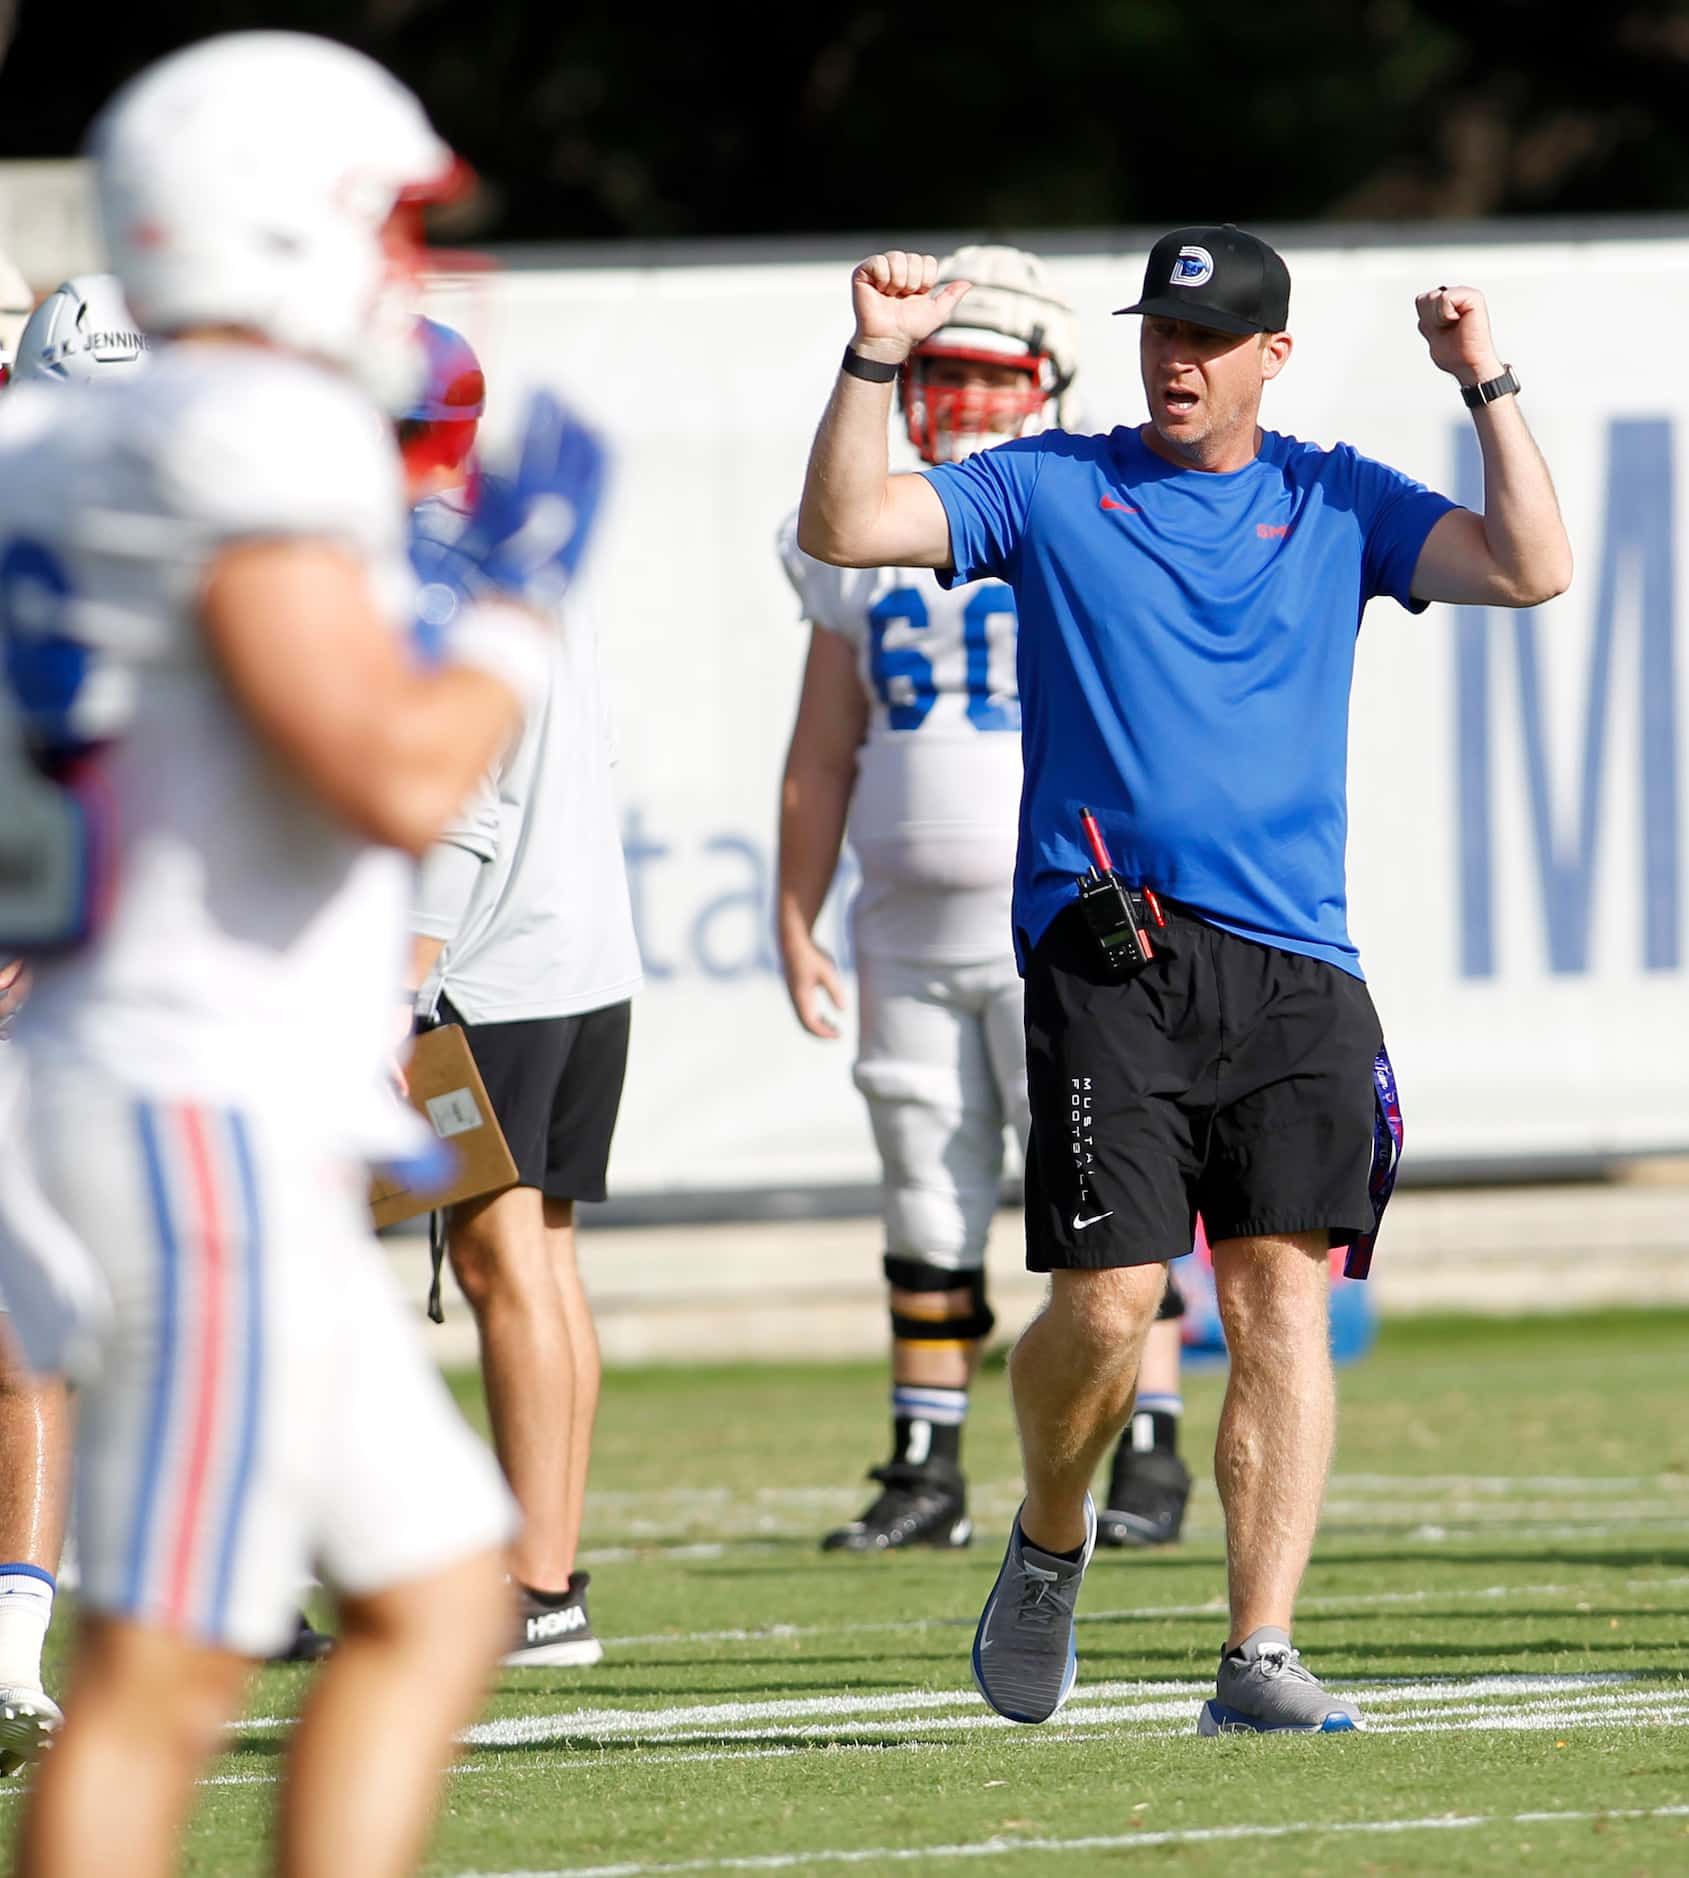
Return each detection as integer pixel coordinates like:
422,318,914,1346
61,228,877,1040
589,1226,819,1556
1116,224,1291,336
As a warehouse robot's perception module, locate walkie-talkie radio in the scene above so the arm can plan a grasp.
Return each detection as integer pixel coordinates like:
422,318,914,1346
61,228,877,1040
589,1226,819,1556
1074,806,1165,979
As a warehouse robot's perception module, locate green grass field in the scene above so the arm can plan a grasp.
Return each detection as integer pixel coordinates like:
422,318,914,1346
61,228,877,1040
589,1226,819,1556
9,1310,1689,1874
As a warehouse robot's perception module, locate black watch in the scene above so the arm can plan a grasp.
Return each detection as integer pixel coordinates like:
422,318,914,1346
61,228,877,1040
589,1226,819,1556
1461,365,1519,409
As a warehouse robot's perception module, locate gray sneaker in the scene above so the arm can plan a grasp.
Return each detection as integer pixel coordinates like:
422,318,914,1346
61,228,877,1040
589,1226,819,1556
1197,1626,1362,1734
970,1495,1096,1724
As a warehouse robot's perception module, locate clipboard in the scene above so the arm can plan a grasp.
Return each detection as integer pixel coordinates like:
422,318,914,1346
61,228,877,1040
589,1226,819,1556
368,1022,518,1231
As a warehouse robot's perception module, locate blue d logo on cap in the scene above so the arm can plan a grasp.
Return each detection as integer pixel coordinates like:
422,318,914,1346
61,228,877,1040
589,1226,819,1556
1171,246,1214,288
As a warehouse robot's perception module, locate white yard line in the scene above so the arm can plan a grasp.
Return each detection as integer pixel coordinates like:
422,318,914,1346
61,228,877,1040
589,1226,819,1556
460,1671,1649,1748
448,1804,1689,1877
594,1571,1689,1650
464,1693,1689,1753
584,1474,1686,1507
13,1690,1684,1818
244,1670,1648,1743
583,1514,1689,1560
237,1671,1684,1761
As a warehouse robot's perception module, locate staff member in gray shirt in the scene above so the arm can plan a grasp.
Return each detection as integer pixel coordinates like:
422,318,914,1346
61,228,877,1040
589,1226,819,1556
403,320,642,1669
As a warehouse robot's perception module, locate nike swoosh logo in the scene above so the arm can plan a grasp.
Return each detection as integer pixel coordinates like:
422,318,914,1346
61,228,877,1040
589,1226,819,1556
1099,496,1138,513
1072,1211,1114,1230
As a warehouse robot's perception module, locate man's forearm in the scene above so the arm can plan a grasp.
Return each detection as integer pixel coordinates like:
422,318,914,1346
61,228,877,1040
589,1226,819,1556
796,344,906,564
407,934,446,996
776,759,854,954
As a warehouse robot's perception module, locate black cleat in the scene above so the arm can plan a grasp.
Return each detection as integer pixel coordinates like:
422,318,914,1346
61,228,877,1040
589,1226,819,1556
267,1608,336,1664
1098,1447,1192,1548
822,1460,972,1553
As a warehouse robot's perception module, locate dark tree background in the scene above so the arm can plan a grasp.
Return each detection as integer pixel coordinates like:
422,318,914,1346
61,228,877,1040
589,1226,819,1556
4,0,1689,243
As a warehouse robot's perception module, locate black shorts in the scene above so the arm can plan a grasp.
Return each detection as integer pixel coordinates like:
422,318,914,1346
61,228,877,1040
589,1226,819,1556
435,995,631,1203
1021,900,1383,1273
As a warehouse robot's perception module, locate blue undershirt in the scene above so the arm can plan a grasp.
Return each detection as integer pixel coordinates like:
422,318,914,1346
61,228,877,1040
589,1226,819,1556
925,425,1456,978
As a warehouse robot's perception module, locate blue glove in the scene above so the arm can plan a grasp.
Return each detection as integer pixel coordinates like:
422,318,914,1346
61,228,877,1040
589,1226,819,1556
407,501,480,666
451,389,608,612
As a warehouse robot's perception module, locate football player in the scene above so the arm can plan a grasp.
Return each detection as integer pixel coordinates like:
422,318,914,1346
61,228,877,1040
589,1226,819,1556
0,33,586,1877
776,246,1192,1555
0,270,153,1779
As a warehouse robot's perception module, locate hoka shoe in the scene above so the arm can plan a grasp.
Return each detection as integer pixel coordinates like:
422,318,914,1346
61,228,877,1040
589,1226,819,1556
1098,1447,1191,1548
971,1495,1096,1724
1197,1626,1363,1734
821,1460,972,1553
0,1685,61,1777
503,1572,603,1668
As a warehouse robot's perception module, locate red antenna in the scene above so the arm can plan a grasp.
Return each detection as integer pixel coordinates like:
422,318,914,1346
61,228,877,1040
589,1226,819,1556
1078,806,1113,875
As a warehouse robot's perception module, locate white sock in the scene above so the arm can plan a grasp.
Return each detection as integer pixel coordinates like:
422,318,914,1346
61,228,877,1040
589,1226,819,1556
0,1566,55,1689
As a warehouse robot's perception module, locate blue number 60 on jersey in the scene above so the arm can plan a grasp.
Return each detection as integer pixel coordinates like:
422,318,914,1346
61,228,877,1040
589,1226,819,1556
867,583,1020,733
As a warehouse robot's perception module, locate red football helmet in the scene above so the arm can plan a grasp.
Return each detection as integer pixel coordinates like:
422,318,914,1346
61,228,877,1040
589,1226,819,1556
398,314,485,480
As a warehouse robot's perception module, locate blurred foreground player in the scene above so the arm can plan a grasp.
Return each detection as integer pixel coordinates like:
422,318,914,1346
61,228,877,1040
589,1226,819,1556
776,247,1190,1554
0,32,606,1876
0,273,153,1778
0,280,325,1783
0,959,68,1778
403,318,640,1666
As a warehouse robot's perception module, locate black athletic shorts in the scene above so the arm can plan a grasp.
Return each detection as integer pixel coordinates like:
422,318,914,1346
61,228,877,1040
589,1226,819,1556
1021,900,1383,1273
435,995,631,1203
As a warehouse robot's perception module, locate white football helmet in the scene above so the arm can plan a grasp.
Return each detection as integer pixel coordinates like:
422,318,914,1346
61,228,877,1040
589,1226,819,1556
0,248,33,387
12,274,151,385
88,31,459,410
902,244,1080,465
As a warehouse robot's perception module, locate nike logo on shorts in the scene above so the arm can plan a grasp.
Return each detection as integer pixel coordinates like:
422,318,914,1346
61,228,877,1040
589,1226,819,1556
1072,1210,1113,1230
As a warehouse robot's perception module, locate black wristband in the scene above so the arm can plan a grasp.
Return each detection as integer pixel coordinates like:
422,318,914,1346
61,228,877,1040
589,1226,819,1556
1461,364,1519,409
841,346,902,385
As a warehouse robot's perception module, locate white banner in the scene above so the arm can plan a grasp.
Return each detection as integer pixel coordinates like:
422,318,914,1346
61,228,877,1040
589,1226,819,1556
434,229,1689,1193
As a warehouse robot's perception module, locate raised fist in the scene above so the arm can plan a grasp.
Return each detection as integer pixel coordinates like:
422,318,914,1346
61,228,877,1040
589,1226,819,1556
1415,285,1505,388
849,251,973,362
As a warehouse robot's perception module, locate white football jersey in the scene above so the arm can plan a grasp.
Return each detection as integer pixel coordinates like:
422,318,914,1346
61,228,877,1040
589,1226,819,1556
0,344,421,1156
777,510,1022,964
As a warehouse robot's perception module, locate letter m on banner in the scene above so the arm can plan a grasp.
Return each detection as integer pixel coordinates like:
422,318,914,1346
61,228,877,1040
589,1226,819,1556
1455,418,1680,976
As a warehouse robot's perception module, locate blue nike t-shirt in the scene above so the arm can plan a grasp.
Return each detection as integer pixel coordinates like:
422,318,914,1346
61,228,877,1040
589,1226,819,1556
925,425,1457,979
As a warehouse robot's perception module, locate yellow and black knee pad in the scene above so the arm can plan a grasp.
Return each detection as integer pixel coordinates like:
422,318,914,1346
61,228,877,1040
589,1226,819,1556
884,1256,996,1343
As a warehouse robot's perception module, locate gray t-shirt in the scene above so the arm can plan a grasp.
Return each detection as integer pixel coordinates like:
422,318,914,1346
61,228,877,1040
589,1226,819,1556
411,492,642,1023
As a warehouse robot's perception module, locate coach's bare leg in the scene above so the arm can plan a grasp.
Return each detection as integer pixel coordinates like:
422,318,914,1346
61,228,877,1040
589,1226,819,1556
279,1548,510,1878
17,1616,248,1878
541,1196,601,1577
1008,1263,1168,1555
448,1186,577,1590
1210,1230,1334,1647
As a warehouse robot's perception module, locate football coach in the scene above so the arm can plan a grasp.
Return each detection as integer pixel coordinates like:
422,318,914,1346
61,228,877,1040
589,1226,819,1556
795,224,1571,1734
